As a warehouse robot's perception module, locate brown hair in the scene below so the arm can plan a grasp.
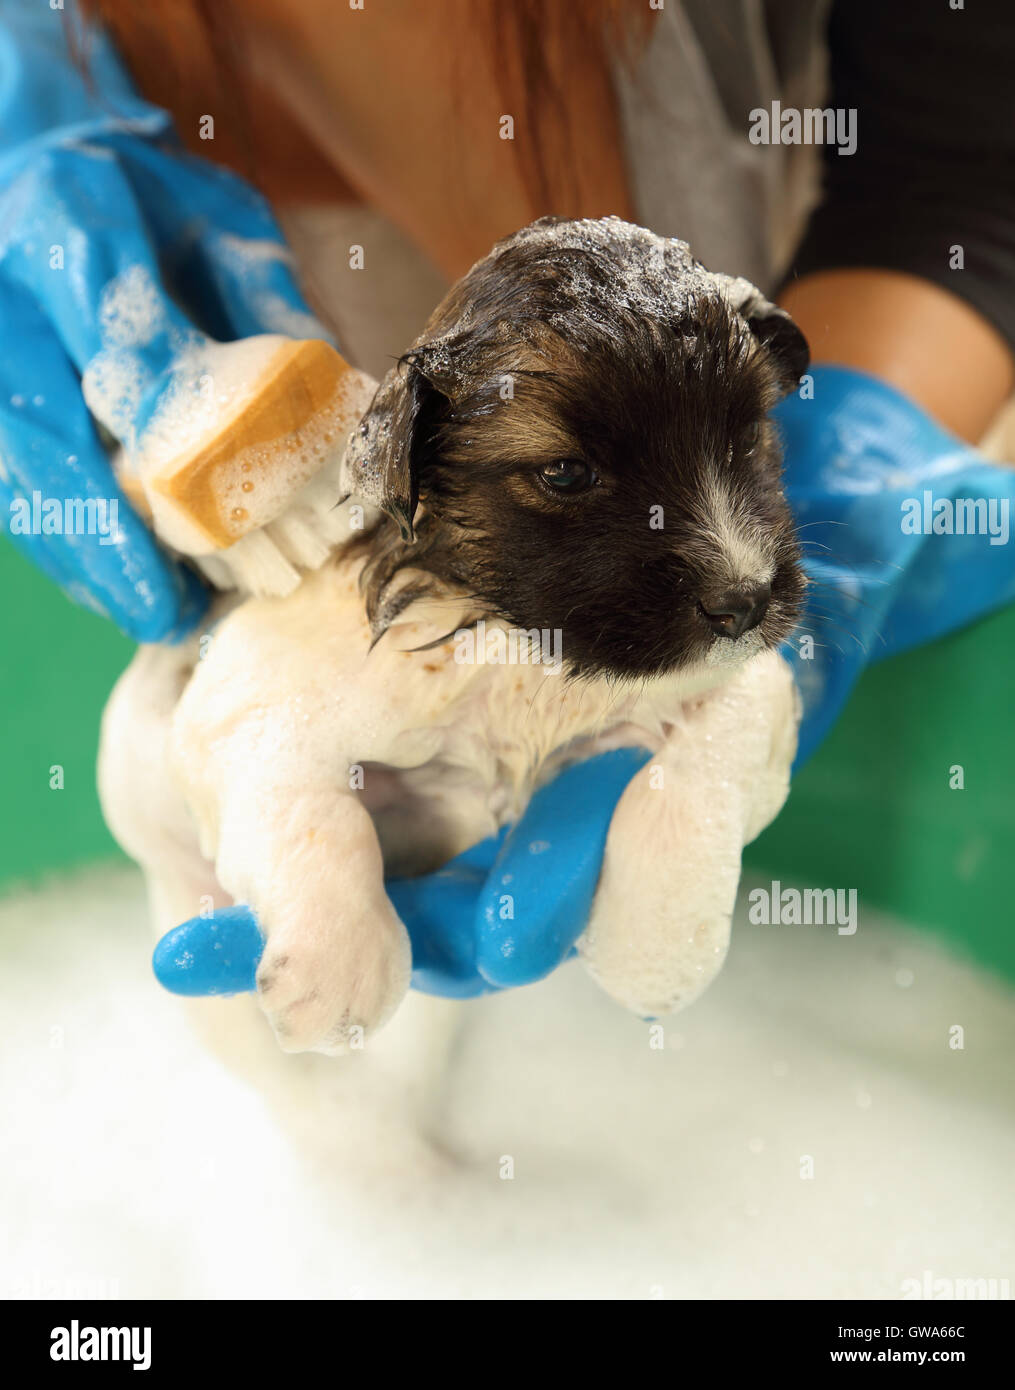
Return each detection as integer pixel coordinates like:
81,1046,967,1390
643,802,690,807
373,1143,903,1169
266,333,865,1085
79,0,654,218
78,0,348,203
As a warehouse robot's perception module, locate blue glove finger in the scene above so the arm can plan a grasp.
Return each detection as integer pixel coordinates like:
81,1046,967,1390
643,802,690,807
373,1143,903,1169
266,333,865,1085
152,906,263,997
776,366,1015,766
388,835,504,998
153,867,508,1002
154,749,653,1000
154,840,505,1001
473,747,653,989
154,871,504,1002
0,273,207,641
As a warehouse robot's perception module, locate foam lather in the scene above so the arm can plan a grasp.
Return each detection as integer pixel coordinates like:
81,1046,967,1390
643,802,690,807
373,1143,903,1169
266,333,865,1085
107,335,379,597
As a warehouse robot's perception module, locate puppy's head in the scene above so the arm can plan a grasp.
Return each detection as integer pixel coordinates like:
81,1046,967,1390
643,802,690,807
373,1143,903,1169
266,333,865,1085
347,217,807,680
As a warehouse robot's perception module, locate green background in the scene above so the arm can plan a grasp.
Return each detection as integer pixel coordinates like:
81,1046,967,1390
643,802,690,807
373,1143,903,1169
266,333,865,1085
1,534,1012,981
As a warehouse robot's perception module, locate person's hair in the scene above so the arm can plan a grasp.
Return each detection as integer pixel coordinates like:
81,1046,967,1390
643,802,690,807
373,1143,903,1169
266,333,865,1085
78,1,654,213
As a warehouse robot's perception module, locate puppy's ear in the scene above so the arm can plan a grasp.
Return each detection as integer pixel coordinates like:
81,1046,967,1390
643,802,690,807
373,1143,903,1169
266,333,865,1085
718,275,810,396
344,355,443,541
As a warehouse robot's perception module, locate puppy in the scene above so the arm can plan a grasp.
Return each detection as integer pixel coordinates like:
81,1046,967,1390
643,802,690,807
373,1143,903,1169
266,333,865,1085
99,216,807,1058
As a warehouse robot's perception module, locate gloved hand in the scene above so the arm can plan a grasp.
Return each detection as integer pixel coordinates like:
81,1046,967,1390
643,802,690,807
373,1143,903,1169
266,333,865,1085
155,746,652,1000
155,364,1015,1000
0,0,328,640
778,365,1015,764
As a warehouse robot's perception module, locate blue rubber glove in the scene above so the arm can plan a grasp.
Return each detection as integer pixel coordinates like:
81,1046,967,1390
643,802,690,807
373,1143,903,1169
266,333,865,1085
156,365,1015,1000
0,0,328,640
155,747,653,1000
778,366,1015,765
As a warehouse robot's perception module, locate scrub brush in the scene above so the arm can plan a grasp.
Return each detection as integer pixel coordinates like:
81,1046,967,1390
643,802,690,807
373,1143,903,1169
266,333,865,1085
110,336,380,598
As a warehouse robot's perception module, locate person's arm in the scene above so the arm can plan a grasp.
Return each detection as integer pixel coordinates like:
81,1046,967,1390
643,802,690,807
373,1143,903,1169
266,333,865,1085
782,0,1015,442
780,271,1013,444
0,1,349,638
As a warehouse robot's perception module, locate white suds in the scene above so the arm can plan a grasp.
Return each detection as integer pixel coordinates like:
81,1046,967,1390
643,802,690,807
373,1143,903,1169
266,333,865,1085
1,864,1010,1298
81,263,378,594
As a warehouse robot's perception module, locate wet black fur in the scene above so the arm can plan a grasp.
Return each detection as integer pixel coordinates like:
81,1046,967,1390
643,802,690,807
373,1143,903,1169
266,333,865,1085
356,223,808,680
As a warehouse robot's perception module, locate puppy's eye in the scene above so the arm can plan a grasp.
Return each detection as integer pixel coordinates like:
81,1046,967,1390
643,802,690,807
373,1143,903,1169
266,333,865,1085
536,459,596,494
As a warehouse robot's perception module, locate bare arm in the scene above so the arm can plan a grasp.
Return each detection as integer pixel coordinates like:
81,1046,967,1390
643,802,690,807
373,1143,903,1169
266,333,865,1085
780,270,1014,443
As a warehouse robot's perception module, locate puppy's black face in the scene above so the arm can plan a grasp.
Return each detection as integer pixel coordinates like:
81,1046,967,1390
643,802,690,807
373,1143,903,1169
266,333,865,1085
353,218,807,681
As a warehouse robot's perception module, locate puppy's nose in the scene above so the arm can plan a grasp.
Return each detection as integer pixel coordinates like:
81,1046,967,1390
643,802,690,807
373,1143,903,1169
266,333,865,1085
698,583,771,640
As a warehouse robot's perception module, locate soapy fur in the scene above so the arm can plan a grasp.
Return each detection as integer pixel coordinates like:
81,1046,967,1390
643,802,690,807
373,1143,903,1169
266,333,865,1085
98,217,806,1055
100,569,799,1051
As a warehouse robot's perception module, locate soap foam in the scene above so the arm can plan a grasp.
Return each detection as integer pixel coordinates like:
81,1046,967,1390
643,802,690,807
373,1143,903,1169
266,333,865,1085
127,336,373,569
81,262,378,590
96,262,167,350
2,863,1010,1299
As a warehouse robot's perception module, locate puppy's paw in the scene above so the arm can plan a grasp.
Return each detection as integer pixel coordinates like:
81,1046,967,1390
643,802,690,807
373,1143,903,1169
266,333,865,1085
579,908,733,1018
256,922,412,1057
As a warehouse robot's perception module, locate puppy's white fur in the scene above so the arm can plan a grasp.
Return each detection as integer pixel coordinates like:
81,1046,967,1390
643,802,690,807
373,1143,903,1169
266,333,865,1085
99,550,799,1056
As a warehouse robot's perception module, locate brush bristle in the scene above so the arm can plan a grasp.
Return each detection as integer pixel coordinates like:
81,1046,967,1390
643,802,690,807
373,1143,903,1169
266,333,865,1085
191,459,379,598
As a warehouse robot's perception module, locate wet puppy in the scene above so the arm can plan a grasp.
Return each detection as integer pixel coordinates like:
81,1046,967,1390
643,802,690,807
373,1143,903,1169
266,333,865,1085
100,217,808,1058
349,215,807,675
